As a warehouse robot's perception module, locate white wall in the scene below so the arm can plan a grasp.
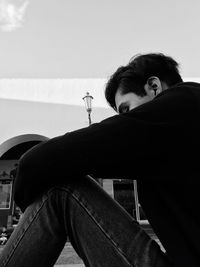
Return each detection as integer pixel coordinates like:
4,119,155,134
0,98,115,145
0,79,116,145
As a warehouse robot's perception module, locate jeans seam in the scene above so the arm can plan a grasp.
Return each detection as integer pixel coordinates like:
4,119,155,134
2,195,49,267
59,186,135,267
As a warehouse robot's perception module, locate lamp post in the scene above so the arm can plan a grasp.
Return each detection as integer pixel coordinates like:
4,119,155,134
82,92,93,126
82,91,102,187
133,180,140,221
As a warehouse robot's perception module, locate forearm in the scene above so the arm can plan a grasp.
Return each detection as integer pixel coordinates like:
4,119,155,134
14,116,143,210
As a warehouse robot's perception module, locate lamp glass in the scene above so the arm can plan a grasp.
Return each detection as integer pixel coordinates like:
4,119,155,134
83,92,93,112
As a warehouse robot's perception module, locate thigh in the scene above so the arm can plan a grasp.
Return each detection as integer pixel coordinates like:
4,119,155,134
61,175,171,267
0,176,171,267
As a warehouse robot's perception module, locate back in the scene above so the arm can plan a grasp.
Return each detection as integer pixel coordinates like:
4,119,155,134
137,82,200,267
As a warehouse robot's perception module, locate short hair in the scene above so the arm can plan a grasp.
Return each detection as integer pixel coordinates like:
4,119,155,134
105,53,183,110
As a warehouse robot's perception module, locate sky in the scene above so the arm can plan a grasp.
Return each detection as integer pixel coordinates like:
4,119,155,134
0,0,200,79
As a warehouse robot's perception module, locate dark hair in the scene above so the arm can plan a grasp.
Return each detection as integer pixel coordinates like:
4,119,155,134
105,53,183,110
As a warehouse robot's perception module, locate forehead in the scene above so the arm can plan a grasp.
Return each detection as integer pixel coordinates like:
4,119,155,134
115,89,127,107
115,88,138,111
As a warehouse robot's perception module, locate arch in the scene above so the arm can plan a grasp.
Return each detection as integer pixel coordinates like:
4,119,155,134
0,134,49,158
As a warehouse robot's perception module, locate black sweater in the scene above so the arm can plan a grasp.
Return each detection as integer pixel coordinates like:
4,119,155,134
14,82,200,266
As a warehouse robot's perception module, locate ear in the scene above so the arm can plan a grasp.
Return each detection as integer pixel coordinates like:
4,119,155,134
144,76,163,98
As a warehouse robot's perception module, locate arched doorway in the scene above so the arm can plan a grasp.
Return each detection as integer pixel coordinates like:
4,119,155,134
0,134,49,230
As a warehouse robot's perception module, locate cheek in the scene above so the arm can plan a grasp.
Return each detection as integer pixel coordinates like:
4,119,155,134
129,101,141,110
129,104,137,111
139,96,151,106
129,97,149,110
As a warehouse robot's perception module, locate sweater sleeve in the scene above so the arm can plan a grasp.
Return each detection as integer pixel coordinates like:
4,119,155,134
14,85,197,211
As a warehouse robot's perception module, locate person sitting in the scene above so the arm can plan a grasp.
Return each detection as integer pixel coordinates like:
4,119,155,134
1,53,200,266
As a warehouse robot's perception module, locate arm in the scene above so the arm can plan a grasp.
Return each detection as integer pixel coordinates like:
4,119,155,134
14,84,197,211
15,114,151,210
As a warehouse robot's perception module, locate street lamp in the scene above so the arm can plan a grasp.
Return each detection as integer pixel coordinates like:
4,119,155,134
82,92,93,126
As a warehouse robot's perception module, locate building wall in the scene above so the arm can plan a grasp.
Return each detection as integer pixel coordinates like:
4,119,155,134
0,80,116,228
0,98,115,145
0,79,116,144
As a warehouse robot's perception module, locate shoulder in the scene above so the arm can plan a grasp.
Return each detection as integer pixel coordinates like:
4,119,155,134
157,81,200,98
126,82,200,123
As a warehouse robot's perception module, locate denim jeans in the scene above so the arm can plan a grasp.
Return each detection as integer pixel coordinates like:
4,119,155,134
0,176,171,267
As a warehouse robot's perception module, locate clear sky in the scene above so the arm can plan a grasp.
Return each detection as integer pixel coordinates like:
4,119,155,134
0,0,200,79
